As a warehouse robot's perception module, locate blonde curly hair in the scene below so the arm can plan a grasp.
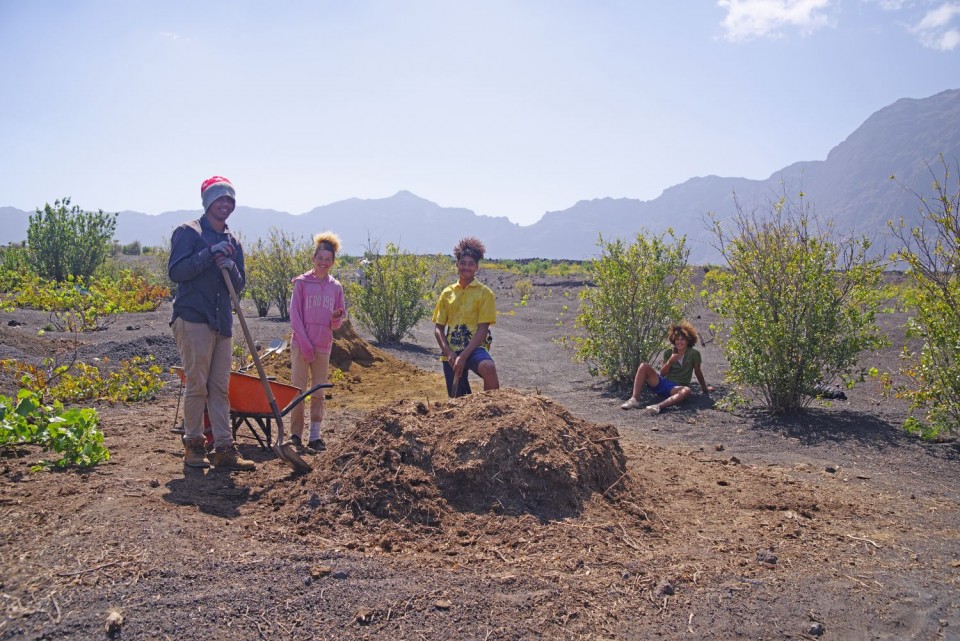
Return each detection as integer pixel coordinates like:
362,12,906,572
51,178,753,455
313,231,341,257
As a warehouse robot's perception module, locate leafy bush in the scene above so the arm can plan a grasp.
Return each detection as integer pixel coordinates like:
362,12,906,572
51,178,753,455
0,355,165,404
0,389,110,470
514,278,534,301
4,271,168,331
572,231,693,384
346,242,433,343
244,228,312,320
0,243,30,273
890,156,960,438
706,192,886,413
121,240,142,255
27,198,117,282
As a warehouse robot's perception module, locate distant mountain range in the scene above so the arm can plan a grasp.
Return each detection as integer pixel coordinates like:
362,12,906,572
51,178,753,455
2,89,958,263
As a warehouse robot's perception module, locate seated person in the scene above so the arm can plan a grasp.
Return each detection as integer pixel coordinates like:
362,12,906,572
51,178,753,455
621,320,714,415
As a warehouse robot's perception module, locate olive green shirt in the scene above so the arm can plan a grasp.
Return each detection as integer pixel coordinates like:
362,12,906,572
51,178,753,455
661,347,701,386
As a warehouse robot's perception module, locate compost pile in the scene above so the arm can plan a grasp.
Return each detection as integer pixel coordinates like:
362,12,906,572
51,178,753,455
271,389,645,563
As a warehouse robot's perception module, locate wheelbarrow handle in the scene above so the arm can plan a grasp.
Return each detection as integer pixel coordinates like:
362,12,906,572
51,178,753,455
281,383,334,419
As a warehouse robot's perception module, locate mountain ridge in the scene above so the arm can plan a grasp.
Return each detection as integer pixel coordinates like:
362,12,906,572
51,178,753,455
2,89,957,262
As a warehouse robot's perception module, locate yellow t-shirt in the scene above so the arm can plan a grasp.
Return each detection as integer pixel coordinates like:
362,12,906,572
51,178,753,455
432,279,496,360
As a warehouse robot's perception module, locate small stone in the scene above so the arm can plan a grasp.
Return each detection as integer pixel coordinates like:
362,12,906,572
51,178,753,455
434,599,453,610
654,579,674,596
149,479,160,488
7,319,22,327
728,456,741,465
808,621,825,636
310,565,333,579
105,610,124,636
332,570,350,580
125,325,140,331
354,607,375,625
756,550,778,565
714,443,725,452
825,466,837,473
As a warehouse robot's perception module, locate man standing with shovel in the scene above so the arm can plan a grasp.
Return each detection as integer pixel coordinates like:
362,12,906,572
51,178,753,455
433,237,500,397
168,176,255,471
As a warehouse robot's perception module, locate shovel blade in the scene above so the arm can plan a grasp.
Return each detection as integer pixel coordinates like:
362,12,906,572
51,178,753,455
272,442,312,474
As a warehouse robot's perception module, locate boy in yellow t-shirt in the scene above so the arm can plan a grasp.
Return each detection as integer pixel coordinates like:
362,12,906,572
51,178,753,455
433,237,500,397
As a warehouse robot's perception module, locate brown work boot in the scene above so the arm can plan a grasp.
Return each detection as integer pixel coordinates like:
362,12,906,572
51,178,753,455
182,436,210,468
209,444,256,471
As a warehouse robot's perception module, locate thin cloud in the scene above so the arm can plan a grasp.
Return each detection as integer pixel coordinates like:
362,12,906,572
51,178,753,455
159,32,187,42
910,2,960,50
718,0,837,40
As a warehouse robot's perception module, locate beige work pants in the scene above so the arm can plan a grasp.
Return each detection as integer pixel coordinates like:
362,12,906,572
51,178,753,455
172,318,234,449
290,341,330,438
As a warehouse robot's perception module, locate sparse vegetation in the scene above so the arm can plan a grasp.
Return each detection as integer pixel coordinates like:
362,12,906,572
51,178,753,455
706,191,886,413
890,155,960,438
0,389,110,470
27,198,117,282
244,228,312,320
572,231,693,384
345,242,433,343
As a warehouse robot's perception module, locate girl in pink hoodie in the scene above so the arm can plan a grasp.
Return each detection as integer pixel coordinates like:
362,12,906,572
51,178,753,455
289,232,346,451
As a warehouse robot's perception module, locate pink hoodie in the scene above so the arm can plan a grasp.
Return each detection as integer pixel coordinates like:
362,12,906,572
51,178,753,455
289,272,346,362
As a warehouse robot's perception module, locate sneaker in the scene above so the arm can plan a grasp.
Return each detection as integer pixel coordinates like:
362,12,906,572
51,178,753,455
307,438,326,452
620,398,641,410
289,434,302,447
209,444,256,471
182,436,210,468
644,405,661,416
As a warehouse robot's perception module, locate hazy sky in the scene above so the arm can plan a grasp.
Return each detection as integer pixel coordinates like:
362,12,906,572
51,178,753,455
1,1,958,225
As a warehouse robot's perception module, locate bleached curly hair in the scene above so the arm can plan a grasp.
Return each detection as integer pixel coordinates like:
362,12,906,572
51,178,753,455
313,231,342,256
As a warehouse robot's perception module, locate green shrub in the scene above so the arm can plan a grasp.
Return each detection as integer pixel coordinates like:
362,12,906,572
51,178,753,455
0,389,110,470
6,270,168,331
244,228,311,320
346,242,433,343
573,231,693,384
890,156,960,439
0,355,165,404
27,198,117,282
706,192,886,413
514,278,534,301
121,240,142,255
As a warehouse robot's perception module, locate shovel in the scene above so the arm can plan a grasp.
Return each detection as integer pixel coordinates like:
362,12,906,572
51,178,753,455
239,338,288,373
221,267,312,474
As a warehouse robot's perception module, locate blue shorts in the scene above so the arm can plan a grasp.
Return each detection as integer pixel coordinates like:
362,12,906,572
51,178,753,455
442,347,494,397
647,375,680,397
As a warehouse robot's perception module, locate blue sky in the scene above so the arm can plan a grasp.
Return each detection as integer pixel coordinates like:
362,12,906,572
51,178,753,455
1,0,958,225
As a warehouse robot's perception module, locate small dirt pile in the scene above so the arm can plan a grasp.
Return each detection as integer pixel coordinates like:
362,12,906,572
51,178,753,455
262,320,447,409
314,389,627,524
262,320,383,382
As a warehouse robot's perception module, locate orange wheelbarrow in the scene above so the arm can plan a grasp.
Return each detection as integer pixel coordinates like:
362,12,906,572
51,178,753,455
172,367,331,451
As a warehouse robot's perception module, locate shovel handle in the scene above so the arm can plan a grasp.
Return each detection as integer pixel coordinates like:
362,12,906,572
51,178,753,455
450,373,461,398
220,268,284,438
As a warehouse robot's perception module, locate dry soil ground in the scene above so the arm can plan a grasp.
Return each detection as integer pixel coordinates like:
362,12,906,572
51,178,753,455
1,270,958,641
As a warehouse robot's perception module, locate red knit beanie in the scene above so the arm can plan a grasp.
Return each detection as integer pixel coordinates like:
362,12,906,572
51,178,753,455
200,176,236,212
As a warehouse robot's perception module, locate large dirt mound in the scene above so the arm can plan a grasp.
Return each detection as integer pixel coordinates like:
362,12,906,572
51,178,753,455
313,389,627,524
